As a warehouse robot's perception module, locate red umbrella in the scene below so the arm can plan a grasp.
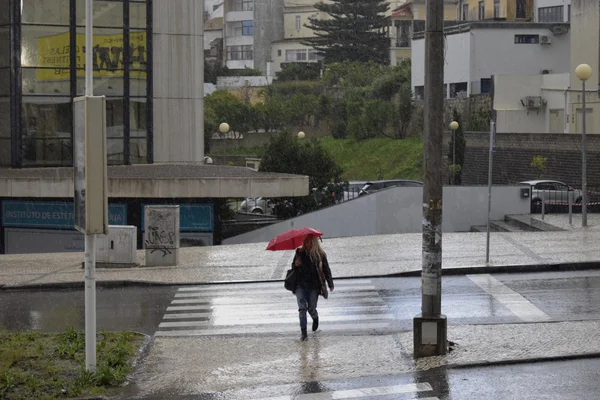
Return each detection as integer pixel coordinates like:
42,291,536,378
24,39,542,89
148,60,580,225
266,227,323,251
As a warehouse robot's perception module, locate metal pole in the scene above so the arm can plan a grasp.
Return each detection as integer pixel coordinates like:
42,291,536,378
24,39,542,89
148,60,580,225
485,121,494,265
541,191,545,220
569,190,573,225
452,130,456,186
414,0,446,358
84,0,96,372
582,80,588,227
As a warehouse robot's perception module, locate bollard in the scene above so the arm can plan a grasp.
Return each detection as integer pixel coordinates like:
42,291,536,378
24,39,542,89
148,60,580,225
568,191,573,225
541,191,545,220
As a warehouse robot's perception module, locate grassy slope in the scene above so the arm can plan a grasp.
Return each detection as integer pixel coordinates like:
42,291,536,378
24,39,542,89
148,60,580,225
318,137,423,181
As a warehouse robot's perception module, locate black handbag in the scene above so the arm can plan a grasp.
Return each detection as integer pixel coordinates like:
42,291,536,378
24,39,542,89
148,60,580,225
284,268,297,292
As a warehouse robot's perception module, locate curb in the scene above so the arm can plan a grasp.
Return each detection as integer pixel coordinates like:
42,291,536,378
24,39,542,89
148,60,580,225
2,261,600,291
444,351,600,371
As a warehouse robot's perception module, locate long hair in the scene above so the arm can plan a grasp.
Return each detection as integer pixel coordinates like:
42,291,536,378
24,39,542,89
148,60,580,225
306,235,326,264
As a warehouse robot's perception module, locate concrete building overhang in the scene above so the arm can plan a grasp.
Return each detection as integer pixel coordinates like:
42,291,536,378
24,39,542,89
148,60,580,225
0,164,309,198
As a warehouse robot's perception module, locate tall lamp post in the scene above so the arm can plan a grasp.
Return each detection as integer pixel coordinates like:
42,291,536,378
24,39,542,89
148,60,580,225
219,122,230,166
449,121,459,185
575,63,592,227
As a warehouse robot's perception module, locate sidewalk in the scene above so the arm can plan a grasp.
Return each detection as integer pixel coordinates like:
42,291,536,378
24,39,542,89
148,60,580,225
1,215,600,289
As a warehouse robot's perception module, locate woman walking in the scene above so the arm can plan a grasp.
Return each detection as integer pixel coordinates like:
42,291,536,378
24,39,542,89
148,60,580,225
292,235,334,341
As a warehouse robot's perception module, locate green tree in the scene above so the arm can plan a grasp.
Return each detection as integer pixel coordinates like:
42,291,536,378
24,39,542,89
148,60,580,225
323,61,389,88
204,90,253,136
282,93,320,128
390,83,414,139
370,59,411,100
259,133,346,218
303,0,390,64
362,99,392,139
276,63,321,82
204,61,230,84
448,109,467,184
531,155,548,179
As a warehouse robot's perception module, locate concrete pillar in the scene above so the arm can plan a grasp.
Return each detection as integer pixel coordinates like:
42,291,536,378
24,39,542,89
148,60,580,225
153,0,205,163
144,205,180,267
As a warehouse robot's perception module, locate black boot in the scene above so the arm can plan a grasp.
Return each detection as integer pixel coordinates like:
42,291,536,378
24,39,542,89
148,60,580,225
301,329,308,341
312,317,319,332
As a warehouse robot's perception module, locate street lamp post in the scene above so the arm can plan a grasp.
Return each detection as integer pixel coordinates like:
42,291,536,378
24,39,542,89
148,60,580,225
575,63,592,227
449,121,459,185
219,122,230,166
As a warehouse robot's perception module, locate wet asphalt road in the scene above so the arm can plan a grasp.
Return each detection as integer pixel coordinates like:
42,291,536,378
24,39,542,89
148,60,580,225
4,270,600,399
3,269,600,335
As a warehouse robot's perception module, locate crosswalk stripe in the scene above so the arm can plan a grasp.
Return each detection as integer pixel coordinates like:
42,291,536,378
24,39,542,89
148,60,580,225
174,290,380,299
171,297,385,305
251,382,434,400
174,286,376,297
155,322,391,337
159,313,394,327
176,280,375,292
166,304,390,314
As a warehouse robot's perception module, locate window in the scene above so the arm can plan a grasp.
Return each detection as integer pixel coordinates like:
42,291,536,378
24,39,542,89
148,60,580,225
285,49,307,62
514,34,539,44
308,49,320,61
494,0,500,18
538,5,563,22
296,15,301,31
232,0,253,11
568,5,571,21
227,45,253,60
480,78,492,93
277,49,282,56
516,0,527,18
242,20,254,35
462,4,468,20
478,1,485,19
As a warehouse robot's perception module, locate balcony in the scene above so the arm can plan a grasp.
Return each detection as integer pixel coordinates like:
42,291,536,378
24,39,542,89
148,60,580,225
225,35,254,46
225,10,253,22
226,60,254,70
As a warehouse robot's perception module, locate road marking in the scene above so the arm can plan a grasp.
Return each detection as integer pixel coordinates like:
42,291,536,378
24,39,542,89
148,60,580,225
468,274,551,322
251,382,434,400
166,304,390,313
174,285,377,297
176,279,375,292
159,313,394,327
171,297,384,305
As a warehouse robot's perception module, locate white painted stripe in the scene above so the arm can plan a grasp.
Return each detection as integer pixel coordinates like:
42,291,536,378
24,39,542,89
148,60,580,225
174,285,376,297
159,313,393,327
250,383,433,400
468,274,551,322
171,297,384,305
174,290,380,299
155,322,390,337
176,279,375,292
166,304,390,314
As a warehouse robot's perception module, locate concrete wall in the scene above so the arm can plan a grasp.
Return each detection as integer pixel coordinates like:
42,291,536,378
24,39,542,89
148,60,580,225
153,0,205,163
223,185,530,244
216,76,273,89
494,73,570,134
254,0,285,73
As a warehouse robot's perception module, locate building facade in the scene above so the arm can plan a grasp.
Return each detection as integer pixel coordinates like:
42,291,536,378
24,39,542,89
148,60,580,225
458,0,534,20
222,0,284,73
535,0,570,22
411,22,570,98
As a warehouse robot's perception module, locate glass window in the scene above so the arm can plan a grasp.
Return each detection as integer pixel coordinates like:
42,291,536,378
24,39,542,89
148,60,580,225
23,68,70,95
130,138,147,163
130,1,147,29
0,26,9,68
130,99,147,135
107,138,124,164
308,49,319,61
76,0,124,27
516,0,527,18
285,49,307,62
0,96,9,138
538,5,563,22
478,1,485,19
568,5,570,21
514,34,539,44
0,0,9,25
242,20,254,35
227,45,253,60
494,0,500,18
22,99,73,166
462,4,468,20
232,0,253,11
296,16,301,31
22,0,70,26
21,25,70,68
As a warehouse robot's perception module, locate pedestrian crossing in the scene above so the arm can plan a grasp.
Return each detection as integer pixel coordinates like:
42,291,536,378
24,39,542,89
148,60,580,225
250,382,439,400
155,279,393,337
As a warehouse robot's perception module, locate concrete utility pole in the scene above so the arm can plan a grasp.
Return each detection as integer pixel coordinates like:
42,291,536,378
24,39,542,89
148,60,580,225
413,0,447,358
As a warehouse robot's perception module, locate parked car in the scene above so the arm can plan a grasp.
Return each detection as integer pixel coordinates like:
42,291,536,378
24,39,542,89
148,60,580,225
358,180,423,196
343,181,367,201
237,197,273,215
519,180,583,209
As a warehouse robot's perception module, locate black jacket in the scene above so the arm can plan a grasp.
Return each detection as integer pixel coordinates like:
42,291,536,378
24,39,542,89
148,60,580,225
292,248,334,290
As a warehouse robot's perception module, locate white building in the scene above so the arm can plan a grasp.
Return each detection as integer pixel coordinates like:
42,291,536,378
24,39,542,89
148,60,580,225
493,73,570,133
535,0,570,22
411,21,571,99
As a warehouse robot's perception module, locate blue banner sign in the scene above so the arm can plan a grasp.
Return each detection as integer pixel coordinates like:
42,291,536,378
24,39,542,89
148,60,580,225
141,204,214,232
1,201,127,229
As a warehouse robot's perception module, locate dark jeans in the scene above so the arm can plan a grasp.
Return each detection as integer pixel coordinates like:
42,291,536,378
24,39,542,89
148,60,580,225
295,283,319,332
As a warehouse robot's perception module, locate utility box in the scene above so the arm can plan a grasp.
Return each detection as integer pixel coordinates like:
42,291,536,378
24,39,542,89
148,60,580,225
96,225,137,266
144,205,180,267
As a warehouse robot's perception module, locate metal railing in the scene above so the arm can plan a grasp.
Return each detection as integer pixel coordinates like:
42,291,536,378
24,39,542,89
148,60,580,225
531,186,600,217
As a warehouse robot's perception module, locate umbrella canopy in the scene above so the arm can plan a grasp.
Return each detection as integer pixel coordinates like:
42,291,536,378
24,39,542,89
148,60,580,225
266,227,323,251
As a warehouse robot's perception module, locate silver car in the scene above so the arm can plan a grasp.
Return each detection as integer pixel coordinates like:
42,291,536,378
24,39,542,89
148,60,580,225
519,180,583,208
237,197,273,215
